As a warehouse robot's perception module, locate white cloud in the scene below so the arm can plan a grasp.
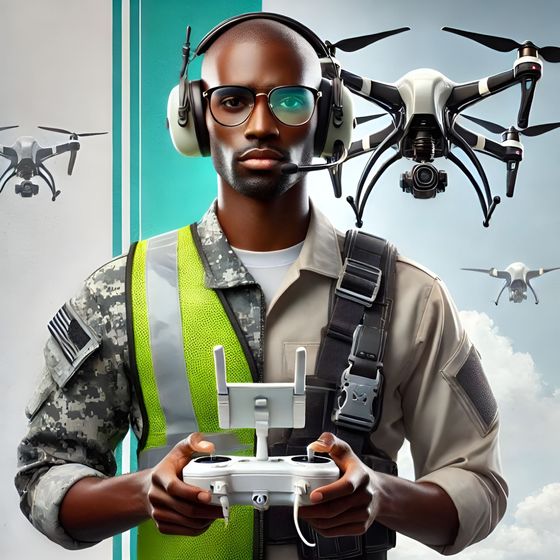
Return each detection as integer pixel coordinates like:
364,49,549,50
515,483,560,535
392,311,560,559
391,484,560,560
459,311,560,476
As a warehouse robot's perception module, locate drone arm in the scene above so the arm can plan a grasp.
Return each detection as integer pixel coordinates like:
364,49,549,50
453,122,523,197
453,123,518,161
340,68,402,113
0,145,18,163
447,70,517,114
346,124,397,161
526,267,560,280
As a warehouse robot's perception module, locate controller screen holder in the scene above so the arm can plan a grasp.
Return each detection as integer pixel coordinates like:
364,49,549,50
214,344,306,461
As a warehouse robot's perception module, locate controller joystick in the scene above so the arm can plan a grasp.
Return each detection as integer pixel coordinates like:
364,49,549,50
183,345,340,547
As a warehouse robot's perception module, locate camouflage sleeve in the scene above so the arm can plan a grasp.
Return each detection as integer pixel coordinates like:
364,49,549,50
15,256,132,549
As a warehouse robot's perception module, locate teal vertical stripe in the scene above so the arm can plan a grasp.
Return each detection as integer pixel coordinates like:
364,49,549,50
130,0,141,243
112,2,123,559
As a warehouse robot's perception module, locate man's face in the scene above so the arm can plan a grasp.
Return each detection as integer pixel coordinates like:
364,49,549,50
202,34,320,201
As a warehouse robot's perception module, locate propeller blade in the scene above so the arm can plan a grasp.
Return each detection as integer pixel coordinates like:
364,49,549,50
461,267,494,274
332,27,410,52
38,125,73,135
39,127,108,137
462,114,506,134
521,122,560,136
442,27,521,52
0,125,19,132
538,46,560,62
74,132,109,137
443,27,560,62
542,266,560,273
355,114,387,125
68,150,77,175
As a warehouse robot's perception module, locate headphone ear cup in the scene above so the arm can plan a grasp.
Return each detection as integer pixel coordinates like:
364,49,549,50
167,80,210,157
318,83,354,158
313,78,332,157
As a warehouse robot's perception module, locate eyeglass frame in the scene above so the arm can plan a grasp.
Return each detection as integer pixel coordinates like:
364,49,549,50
202,84,323,127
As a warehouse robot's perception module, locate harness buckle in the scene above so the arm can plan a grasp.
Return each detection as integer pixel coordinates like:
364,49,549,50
331,324,384,432
332,367,383,432
335,257,382,307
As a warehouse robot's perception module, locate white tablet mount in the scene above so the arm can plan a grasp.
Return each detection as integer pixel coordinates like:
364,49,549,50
182,345,340,547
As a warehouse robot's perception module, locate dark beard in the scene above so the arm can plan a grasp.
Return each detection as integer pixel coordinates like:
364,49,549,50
210,142,314,201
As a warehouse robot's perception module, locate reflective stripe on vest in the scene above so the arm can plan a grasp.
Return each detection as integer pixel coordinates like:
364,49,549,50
131,225,255,560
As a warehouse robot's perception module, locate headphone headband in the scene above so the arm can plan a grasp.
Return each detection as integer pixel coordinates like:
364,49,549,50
195,12,331,59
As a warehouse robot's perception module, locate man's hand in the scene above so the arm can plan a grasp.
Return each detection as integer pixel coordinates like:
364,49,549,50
298,432,379,537
146,432,224,536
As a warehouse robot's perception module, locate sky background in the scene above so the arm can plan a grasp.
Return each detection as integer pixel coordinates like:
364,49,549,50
1,0,559,559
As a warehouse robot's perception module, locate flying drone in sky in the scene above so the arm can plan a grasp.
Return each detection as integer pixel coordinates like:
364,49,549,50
0,126,107,201
462,262,560,304
318,27,560,227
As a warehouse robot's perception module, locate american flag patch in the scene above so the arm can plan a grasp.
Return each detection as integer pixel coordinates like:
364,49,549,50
48,303,100,367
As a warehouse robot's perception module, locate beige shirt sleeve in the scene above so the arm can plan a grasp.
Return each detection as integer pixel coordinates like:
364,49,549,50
385,259,508,554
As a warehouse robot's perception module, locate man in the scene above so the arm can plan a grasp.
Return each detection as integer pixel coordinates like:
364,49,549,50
16,14,507,560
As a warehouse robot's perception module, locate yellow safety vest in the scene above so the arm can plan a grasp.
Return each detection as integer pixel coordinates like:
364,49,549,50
129,224,255,560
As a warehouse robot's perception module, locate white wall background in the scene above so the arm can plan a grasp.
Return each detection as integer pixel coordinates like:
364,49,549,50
0,1,113,558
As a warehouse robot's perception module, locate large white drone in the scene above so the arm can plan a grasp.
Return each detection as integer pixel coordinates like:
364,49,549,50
319,27,560,227
462,262,560,304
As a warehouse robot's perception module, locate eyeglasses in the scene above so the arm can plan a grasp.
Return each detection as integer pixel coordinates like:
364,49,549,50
202,85,322,127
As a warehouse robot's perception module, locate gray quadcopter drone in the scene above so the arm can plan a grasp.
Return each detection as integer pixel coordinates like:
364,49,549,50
0,126,107,201
462,262,560,304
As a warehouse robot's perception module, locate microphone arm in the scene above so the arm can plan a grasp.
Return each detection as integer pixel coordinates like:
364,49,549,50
281,145,348,175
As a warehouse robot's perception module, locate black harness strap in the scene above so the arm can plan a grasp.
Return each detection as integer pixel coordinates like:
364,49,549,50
315,229,395,454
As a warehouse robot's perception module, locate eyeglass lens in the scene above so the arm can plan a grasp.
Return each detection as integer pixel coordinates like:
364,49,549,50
208,86,316,126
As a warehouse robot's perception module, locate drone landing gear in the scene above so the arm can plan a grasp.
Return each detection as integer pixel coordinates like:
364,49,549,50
38,164,61,201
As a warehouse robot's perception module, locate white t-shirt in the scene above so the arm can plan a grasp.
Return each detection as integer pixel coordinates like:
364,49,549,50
232,241,304,308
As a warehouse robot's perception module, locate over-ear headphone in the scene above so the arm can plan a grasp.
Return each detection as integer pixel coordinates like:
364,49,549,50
167,12,354,159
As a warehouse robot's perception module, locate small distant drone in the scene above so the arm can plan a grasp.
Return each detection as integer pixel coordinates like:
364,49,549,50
320,27,560,227
0,126,107,201
462,262,560,304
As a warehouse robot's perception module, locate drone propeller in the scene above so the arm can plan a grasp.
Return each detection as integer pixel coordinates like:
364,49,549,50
39,127,107,175
355,114,387,125
462,114,560,137
442,27,560,62
38,126,108,138
328,27,410,53
0,125,19,132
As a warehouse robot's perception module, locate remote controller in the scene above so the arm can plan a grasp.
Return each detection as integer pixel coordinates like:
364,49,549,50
182,345,340,547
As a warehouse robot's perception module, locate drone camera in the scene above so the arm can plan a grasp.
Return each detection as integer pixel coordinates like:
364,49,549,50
15,181,39,198
400,163,447,199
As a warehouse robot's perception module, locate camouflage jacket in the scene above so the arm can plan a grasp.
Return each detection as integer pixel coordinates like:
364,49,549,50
15,203,267,549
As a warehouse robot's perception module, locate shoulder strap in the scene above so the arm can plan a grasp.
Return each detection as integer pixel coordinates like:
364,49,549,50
315,229,397,451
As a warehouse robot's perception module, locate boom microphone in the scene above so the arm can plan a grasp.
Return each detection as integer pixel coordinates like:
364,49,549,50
281,146,348,175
